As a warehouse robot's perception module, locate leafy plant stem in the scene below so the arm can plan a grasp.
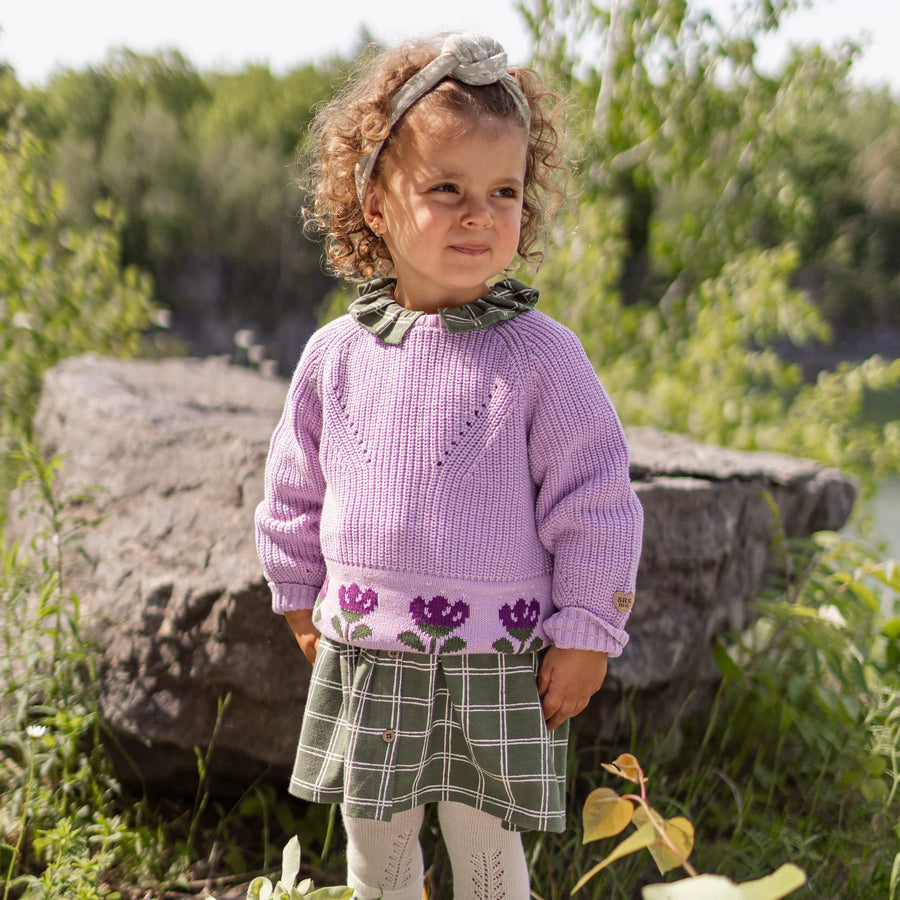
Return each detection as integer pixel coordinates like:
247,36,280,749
187,692,233,858
2,739,35,900
623,787,700,878
319,800,338,866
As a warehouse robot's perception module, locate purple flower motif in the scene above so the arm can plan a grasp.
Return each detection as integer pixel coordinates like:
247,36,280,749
398,595,470,654
499,598,541,635
410,595,470,635
334,582,379,643
494,598,543,654
339,583,378,616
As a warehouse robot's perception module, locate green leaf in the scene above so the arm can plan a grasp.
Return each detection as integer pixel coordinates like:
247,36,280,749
738,864,807,899
643,874,744,899
350,623,372,641
872,561,900,592
331,616,342,634
886,640,900,672
713,642,743,681
418,623,453,639
239,793,265,817
582,787,634,842
632,809,694,874
398,631,426,652
601,753,644,785
305,888,355,898
281,835,301,886
642,865,806,900
846,581,880,612
781,604,821,620
0,843,15,871
492,637,515,653
508,627,535,642
248,877,274,900
882,618,900,640
571,821,660,893
439,636,467,653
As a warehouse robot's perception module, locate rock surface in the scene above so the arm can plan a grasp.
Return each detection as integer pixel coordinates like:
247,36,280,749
8,355,856,782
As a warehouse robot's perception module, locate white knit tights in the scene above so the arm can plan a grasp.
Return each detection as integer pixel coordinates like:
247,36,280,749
344,804,425,900
438,801,531,900
343,802,530,900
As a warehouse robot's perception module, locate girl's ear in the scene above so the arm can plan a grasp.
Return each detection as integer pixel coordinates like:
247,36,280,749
363,184,385,236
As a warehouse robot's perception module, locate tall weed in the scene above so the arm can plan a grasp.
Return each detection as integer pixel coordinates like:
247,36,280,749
2,447,117,897
0,446,179,898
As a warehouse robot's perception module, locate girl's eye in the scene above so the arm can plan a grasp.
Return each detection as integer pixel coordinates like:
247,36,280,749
433,183,458,193
494,187,519,199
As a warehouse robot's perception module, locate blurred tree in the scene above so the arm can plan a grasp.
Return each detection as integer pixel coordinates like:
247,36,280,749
0,62,25,132
187,62,337,262
100,96,196,263
20,50,341,367
196,63,336,157
37,51,210,266
175,60,340,353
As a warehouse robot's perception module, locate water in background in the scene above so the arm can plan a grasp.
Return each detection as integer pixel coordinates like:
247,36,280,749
869,475,900,562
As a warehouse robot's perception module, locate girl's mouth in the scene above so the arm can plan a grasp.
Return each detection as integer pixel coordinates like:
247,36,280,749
451,244,490,255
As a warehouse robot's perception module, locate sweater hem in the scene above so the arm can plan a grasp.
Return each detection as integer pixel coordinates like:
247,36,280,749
313,560,556,655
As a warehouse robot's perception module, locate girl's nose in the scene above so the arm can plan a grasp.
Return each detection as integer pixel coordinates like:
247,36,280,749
462,200,492,228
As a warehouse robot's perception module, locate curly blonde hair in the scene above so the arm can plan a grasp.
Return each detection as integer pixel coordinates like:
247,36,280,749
301,37,566,281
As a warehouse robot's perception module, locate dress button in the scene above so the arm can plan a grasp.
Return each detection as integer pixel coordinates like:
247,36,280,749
386,650,399,659
382,729,396,743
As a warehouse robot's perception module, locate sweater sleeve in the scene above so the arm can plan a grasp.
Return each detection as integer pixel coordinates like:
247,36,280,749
525,323,643,657
254,335,328,613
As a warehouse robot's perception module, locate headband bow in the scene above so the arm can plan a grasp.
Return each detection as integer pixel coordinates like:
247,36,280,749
354,33,531,207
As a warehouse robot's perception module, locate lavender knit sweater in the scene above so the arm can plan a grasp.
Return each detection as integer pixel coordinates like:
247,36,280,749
255,308,643,657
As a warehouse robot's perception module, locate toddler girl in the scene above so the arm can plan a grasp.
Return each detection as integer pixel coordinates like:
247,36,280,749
255,32,643,900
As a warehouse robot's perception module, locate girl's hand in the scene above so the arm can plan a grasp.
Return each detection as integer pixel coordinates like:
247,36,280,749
284,608,321,666
536,646,608,730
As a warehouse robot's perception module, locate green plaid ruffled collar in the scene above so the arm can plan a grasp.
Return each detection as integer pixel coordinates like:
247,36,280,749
348,278,539,346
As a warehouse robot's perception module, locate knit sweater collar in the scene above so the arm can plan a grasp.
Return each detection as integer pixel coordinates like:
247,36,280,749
348,277,539,346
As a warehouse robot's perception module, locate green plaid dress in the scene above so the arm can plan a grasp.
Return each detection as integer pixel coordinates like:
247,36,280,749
290,637,569,833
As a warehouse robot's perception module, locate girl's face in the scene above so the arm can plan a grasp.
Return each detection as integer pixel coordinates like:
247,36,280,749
365,111,528,312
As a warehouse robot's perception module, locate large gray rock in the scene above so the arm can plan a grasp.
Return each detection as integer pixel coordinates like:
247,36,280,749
599,427,856,743
8,355,856,781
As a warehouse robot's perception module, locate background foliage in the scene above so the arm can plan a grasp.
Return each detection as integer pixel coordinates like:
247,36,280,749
518,0,900,488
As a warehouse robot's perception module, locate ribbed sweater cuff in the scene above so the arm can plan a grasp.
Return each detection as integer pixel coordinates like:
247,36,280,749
543,607,629,657
270,582,320,614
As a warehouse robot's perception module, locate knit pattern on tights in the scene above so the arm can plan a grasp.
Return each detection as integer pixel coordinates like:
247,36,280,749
384,830,416,890
256,304,644,656
343,805,424,899
469,850,505,900
438,801,529,899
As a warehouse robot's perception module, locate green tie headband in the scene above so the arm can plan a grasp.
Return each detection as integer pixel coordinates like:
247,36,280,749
354,32,532,207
